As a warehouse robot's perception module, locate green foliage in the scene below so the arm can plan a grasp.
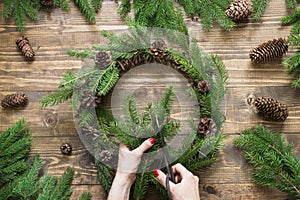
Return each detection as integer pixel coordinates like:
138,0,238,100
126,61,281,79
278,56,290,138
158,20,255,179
0,120,91,200
119,0,188,35
78,192,92,200
1,0,40,32
285,0,300,9
0,0,104,32
281,7,300,88
73,0,97,23
234,125,300,199
96,161,114,193
177,0,235,31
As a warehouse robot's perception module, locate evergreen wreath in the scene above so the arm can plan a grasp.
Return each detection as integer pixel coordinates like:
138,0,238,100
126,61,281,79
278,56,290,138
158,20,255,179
235,125,300,200
0,119,92,200
40,23,228,199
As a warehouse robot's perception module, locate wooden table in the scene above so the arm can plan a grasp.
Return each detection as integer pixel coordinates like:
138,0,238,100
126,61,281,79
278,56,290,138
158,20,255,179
0,0,299,199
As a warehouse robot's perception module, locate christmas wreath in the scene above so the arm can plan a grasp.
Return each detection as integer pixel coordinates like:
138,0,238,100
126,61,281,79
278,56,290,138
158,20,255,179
40,24,228,199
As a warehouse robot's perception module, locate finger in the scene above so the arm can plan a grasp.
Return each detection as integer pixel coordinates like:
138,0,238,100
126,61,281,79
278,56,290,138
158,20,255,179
153,169,175,188
132,138,155,155
172,163,194,179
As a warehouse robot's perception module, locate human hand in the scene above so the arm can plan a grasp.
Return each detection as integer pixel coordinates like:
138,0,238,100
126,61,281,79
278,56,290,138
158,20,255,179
116,138,156,180
154,163,200,200
107,138,155,200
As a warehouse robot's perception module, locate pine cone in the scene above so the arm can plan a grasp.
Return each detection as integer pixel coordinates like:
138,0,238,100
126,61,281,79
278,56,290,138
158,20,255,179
95,51,112,69
150,40,166,58
15,36,35,60
40,0,53,7
197,118,217,137
197,80,210,93
248,96,289,121
98,150,112,162
1,93,28,108
226,0,253,21
81,125,99,136
250,38,288,62
80,91,101,109
60,143,72,155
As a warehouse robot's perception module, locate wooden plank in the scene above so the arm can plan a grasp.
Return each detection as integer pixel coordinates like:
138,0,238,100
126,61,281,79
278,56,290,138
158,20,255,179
0,0,300,199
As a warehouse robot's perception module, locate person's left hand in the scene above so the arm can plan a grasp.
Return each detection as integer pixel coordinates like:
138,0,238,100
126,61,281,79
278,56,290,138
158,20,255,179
117,138,156,180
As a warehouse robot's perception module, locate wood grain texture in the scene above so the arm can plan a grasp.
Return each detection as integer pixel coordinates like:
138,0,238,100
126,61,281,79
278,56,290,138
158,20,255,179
0,0,299,199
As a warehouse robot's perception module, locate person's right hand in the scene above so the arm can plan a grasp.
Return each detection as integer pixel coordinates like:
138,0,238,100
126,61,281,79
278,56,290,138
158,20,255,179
154,163,200,200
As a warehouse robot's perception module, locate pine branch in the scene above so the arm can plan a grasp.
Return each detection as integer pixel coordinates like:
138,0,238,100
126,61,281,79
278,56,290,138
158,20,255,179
73,0,97,23
132,173,150,200
251,0,269,20
285,0,300,9
53,0,70,11
96,161,114,193
67,49,95,59
79,192,92,200
177,0,235,31
39,87,73,107
119,0,188,35
91,0,102,12
282,8,300,88
49,168,74,200
234,125,300,198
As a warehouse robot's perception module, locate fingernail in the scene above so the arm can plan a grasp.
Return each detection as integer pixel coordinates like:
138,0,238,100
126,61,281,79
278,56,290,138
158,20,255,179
149,137,156,144
153,169,159,177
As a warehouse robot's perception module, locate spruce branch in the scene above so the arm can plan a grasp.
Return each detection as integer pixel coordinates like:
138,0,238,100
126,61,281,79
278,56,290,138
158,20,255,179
234,125,300,198
73,0,97,23
177,0,235,31
79,192,92,200
282,8,300,88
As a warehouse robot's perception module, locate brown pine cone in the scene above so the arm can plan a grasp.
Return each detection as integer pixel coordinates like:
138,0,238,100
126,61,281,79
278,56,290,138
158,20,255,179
226,0,253,21
94,51,112,69
248,96,289,121
197,80,210,93
60,143,72,155
250,38,288,62
197,118,217,137
98,150,112,162
15,36,35,60
40,0,53,7
1,93,28,109
150,40,167,58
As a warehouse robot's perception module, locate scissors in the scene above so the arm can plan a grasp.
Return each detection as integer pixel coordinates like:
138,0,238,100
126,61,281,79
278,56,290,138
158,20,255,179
155,115,175,200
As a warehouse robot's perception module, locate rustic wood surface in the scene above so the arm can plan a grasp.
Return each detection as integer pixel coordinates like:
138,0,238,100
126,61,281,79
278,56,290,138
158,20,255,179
0,0,299,199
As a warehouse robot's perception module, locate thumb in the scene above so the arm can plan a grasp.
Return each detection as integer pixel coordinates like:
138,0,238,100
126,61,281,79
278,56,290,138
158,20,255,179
132,138,155,155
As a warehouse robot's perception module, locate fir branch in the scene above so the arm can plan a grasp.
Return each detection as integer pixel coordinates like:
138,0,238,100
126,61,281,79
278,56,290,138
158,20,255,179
79,192,92,200
67,49,95,59
91,0,102,12
234,125,300,198
36,175,58,200
73,0,97,23
118,0,131,18
251,0,270,20
39,87,73,107
96,161,114,193
177,0,235,31
285,0,300,9
282,8,300,88
53,0,70,11
49,168,74,200
132,172,150,200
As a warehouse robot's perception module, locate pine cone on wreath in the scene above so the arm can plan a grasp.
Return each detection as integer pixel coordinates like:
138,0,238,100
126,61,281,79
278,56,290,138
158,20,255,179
94,51,112,70
226,0,253,21
150,40,167,59
249,38,288,62
98,150,112,162
15,36,35,60
1,93,28,109
247,95,289,121
197,118,217,137
197,80,210,93
80,91,101,109
40,0,53,7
